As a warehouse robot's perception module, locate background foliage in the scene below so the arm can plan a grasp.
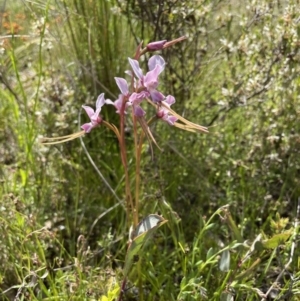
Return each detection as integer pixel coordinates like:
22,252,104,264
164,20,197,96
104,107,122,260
1,0,300,300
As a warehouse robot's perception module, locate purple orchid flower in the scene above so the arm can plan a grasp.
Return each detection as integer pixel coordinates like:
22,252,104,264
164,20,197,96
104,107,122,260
157,95,178,125
128,55,166,103
129,91,149,117
81,93,105,133
105,77,131,114
105,95,125,114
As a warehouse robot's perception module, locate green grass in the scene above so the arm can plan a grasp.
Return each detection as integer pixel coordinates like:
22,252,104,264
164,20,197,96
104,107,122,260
1,0,300,300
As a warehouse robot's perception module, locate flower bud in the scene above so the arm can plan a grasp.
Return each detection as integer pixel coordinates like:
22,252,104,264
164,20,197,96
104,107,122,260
146,40,167,51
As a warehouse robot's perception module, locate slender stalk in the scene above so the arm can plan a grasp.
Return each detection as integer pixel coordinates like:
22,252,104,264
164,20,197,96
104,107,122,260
133,116,147,228
117,277,127,301
136,132,145,301
136,120,151,204
119,96,134,225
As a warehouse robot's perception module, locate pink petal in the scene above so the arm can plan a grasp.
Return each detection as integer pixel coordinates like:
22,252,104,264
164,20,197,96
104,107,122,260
134,106,146,117
148,55,165,71
150,90,165,103
96,93,106,109
128,58,143,79
106,95,128,114
144,65,161,90
82,105,95,118
165,95,175,106
105,99,115,106
166,116,178,125
81,122,93,133
129,92,148,105
115,77,129,95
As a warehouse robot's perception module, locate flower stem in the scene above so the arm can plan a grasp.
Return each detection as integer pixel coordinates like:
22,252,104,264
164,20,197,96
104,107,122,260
119,96,135,226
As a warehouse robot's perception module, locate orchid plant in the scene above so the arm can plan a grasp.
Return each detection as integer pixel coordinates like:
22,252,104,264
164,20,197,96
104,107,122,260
42,36,208,299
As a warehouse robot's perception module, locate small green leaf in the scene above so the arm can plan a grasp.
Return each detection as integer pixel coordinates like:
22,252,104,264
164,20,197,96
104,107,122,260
226,212,243,243
219,249,230,272
206,247,214,260
179,276,187,289
40,270,49,279
262,230,292,249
